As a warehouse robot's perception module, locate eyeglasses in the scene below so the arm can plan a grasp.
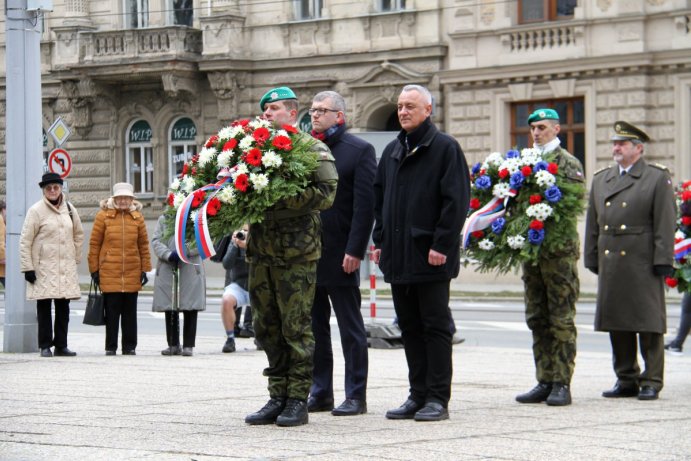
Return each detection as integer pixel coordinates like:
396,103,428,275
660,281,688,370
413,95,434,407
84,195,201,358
43,184,62,192
308,108,339,116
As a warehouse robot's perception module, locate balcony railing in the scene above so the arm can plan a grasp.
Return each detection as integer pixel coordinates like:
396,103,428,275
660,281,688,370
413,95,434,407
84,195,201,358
501,23,582,53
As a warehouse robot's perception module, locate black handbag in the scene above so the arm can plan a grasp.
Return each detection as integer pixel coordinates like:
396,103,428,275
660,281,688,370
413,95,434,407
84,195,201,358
83,281,106,326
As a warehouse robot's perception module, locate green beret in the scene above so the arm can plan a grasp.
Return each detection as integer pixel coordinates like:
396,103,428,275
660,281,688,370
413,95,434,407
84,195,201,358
259,86,297,111
527,108,560,124
610,120,650,143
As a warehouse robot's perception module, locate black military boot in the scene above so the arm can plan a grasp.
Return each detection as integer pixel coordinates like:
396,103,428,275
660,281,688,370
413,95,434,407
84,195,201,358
546,383,572,406
275,398,308,427
515,382,552,403
245,397,287,425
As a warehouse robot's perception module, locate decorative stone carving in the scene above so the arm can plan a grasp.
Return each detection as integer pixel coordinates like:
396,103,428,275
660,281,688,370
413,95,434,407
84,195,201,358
162,74,199,100
207,72,246,122
60,78,99,137
596,0,612,11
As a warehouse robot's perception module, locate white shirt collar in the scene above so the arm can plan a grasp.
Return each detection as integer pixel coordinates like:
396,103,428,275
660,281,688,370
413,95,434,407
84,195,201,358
536,137,561,154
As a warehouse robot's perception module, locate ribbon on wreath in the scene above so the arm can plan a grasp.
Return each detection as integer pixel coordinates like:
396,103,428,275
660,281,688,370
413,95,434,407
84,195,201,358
675,238,691,261
174,169,234,264
461,189,517,249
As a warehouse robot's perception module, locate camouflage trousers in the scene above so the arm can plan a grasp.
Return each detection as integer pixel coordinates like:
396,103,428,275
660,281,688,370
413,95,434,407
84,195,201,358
522,256,579,384
249,261,317,400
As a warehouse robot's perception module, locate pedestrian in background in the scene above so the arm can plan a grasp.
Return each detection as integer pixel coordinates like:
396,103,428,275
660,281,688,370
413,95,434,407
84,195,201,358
88,182,152,356
373,84,470,422
244,86,338,427
20,173,84,357
220,225,251,353
515,108,585,407
585,121,675,401
665,293,690,355
307,90,375,417
151,214,205,357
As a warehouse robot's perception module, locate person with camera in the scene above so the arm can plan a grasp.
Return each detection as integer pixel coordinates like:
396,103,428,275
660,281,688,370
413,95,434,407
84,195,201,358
220,225,250,353
151,214,206,356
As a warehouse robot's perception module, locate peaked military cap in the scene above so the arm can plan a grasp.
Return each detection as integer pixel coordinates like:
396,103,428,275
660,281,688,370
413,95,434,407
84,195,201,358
527,108,559,124
259,86,297,111
610,121,650,143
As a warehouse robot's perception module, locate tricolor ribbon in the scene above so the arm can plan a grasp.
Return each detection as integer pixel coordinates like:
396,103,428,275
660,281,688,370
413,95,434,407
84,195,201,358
174,170,234,264
675,238,691,261
461,190,517,249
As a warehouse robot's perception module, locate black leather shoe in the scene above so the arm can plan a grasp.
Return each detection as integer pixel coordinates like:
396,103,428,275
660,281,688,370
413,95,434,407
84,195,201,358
105,350,116,356
637,386,659,401
602,383,638,398
161,346,182,356
40,348,52,357
276,398,309,427
546,383,571,406
122,350,136,355
385,399,423,420
307,396,334,412
54,347,77,357
516,382,552,403
245,397,287,425
222,338,236,353
332,399,367,416
414,402,449,422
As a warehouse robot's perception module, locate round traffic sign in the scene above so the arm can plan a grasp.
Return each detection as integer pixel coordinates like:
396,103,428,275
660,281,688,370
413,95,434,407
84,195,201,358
48,148,72,179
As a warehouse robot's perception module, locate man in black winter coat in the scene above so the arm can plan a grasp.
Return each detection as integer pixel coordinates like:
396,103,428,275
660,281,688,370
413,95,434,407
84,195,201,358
373,84,470,422
307,91,376,417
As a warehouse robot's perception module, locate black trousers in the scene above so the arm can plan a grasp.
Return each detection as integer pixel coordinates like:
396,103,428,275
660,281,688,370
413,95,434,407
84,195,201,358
104,292,138,352
311,285,369,401
609,331,664,391
36,298,70,349
164,310,198,348
392,280,453,407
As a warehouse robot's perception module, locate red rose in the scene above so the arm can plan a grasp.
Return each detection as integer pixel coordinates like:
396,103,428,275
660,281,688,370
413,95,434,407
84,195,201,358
682,190,691,202
665,277,678,288
529,219,544,230
472,230,484,239
479,169,486,176
206,197,221,216
252,127,271,143
167,193,175,207
191,190,205,208
529,194,542,205
469,198,481,210
205,135,218,148
234,173,249,192
498,169,509,179
272,135,292,151
245,148,263,167
682,216,691,226
282,124,298,134
547,163,558,174
684,181,691,189
521,166,532,177
191,167,197,176
182,164,189,175
223,139,237,151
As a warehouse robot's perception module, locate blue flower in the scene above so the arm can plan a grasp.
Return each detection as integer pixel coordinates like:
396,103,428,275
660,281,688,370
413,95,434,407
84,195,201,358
475,175,492,190
509,172,524,189
506,149,520,159
528,228,545,245
471,162,482,175
533,161,548,172
491,217,506,235
545,185,562,203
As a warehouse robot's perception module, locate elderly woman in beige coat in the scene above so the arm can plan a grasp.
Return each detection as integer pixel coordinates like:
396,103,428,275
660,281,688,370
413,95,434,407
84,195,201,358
20,172,84,357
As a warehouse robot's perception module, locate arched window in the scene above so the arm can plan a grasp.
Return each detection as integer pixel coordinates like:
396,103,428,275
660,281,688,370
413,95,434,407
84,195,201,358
126,119,154,194
169,117,197,184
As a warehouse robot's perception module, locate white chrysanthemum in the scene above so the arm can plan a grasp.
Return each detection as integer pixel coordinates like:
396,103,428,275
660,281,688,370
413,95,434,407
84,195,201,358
217,126,237,140
217,187,236,204
198,147,216,167
676,230,686,241
275,129,289,138
169,177,181,191
231,163,249,180
250,172,269,190
499,157,522,174
534,170,556,188
521,147,541,158
493,183,512,198
526,203,554,221
520,150,542,166
478,239,495,250
182,176,196,193
262,150,283,168
217,151,232,168
190,210,198,222
486,152,504,167
173,192,186,208
239,136,254,151
250,118,271,129
507,235,526,249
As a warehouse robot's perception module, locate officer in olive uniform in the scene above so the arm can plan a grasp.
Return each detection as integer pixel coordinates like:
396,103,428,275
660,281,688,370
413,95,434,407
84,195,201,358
516,108,585,407
584,121,675,401
244,87,338,427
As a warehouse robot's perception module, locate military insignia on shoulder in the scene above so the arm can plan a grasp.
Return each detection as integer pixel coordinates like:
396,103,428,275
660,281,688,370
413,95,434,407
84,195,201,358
594,165,611,175
650,162,669,171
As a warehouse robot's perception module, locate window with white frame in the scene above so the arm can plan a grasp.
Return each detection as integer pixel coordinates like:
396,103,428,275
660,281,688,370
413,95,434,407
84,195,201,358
295,0,323,20
126,119,154,194
169,117,197,184
170,0,193,26
380,0,406,12
125,0,149,29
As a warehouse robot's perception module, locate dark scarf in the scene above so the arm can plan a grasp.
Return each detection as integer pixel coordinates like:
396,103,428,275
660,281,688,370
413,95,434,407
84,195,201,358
311,121,345,144
402,117,432,153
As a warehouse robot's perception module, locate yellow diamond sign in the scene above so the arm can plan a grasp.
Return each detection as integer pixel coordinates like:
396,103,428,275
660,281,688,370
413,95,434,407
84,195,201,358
48,117,71,146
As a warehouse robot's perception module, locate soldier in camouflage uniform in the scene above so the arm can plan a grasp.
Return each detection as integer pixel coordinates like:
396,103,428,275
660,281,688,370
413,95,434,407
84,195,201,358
516,108,585,407
244,87,338,427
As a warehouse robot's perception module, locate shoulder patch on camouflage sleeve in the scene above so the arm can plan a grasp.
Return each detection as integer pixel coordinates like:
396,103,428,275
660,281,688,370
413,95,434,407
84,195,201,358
650,162,670,172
